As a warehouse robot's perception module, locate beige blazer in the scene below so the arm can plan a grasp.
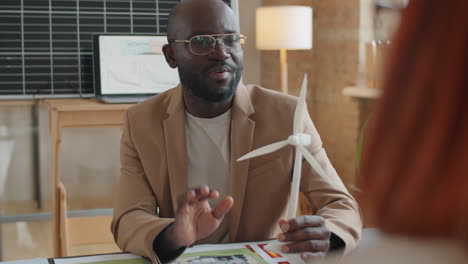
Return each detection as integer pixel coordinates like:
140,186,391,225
111,84,362,264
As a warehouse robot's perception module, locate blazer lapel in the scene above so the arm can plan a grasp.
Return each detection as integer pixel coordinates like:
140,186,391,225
229,84,255,241
163,85,188,212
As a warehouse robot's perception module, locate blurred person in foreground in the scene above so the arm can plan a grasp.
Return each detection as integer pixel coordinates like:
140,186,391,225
326,0,468,263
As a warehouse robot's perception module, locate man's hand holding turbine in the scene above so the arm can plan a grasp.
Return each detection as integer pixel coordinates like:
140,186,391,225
237,75,333,262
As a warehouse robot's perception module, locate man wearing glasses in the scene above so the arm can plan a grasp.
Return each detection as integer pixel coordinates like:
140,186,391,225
111,0,361,263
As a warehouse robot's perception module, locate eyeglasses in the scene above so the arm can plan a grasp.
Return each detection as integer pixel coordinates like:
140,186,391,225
171,33,247,55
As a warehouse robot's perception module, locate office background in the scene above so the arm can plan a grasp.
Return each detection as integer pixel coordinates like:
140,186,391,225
0,0,396,261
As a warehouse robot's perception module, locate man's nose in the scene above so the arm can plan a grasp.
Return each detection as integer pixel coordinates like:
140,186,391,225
208,39,230,60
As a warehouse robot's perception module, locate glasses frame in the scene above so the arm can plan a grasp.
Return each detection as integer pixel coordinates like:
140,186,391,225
171,33,247,55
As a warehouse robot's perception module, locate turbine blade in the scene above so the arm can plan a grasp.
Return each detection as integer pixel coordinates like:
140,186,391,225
237,140,289,161
298,145,331,184
293,74,308,134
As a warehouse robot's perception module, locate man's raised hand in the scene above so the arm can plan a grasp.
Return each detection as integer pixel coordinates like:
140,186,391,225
168,185,234,247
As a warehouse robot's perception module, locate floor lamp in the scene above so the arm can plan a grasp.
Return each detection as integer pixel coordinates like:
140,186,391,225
256,6,313,94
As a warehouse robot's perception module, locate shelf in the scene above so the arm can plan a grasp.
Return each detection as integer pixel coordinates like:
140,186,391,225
342,86,381,99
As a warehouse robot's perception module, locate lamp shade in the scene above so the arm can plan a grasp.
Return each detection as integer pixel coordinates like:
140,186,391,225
256,6,313,50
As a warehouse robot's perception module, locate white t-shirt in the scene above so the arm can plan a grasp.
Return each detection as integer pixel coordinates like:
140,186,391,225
185,109,231,243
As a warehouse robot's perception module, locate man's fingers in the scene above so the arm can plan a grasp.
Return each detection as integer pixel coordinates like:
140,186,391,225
278,226,330,242
194,186,219,201
177,189,196,207
212,196,234,220
278,219,288,232
276,216,330,257
280,239,329,254
208,190,219,200
281,215,325,232
177,186,220,208
194,185,210,196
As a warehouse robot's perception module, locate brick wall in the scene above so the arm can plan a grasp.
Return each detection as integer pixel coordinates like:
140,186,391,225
261,0,361,187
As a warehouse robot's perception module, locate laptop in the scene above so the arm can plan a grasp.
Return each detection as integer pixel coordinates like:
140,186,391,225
93,34,180,104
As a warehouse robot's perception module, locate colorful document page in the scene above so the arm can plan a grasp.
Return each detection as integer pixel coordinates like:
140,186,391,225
50,241,299,264
176,240,297,264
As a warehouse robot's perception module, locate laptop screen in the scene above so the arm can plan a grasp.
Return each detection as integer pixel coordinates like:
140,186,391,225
93,34,180,96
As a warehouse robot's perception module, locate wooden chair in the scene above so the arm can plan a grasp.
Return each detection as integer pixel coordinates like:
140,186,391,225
57,182,120,257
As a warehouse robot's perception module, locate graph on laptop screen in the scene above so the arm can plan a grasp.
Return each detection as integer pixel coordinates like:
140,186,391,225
95,35,179,96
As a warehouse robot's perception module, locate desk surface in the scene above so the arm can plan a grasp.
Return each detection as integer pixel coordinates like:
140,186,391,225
43,99,134,112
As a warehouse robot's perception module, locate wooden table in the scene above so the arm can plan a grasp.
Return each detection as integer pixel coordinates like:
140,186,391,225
43,99,133,257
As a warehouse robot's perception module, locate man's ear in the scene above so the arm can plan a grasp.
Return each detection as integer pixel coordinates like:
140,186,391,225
162,44,177,69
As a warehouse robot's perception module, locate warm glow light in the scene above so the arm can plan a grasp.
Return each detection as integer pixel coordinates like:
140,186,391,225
256,6,313,50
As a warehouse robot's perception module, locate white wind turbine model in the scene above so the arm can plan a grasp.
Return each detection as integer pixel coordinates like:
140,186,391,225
237,75,330,261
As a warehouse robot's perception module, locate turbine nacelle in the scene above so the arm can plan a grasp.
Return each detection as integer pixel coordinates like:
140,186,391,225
288,133,311,147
